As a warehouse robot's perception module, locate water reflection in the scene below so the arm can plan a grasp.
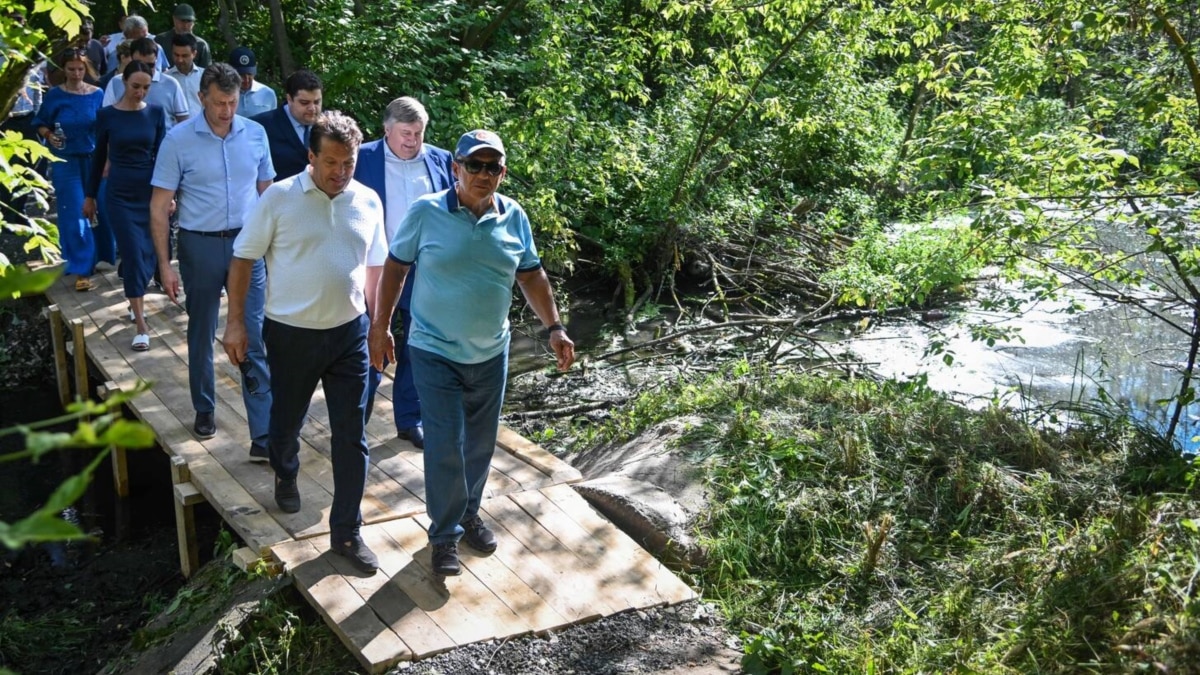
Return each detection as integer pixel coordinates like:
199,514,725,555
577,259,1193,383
840,296,1200,454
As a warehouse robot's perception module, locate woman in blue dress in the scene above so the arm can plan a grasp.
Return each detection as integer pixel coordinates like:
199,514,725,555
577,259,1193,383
33,48,104,292
84,61,166,352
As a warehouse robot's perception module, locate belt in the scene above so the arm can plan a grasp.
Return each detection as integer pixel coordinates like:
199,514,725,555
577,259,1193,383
184,228,242,238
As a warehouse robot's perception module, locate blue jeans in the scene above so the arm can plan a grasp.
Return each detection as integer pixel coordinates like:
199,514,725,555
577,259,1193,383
178,231,270,448
264,314,370,539
410,345,507,545
366,305,422,429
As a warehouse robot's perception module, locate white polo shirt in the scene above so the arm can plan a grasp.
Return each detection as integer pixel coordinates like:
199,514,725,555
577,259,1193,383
235,169,387,330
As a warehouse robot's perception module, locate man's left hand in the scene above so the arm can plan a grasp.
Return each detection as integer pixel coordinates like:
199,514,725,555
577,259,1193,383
549,331,575,372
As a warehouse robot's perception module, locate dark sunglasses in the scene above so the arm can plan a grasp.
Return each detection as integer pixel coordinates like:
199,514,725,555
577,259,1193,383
239,360,260,395
461,159,504,176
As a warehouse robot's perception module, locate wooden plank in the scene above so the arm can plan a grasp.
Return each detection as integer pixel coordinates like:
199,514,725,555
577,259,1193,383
387,516,531,640
469,500,602,624
373,518,500,646
133,307,339,541
293,527,455,658
286,539,410,674
540,483,696,606
508,489,665,610
497,425,582,483
174,482,205,506
71,318,88,404
45,278,290,552
487,447,548,492
352,526,456,658
174,483,200,578
170,454,190,484
412,513,569,634
98,380,129,497
480,495,622,616
48,305,70,408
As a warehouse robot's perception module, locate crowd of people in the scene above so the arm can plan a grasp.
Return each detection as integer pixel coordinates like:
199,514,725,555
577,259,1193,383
5,5,577,578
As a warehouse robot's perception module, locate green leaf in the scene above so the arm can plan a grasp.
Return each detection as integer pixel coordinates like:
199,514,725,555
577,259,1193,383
0,265,61,299
102,419,158,448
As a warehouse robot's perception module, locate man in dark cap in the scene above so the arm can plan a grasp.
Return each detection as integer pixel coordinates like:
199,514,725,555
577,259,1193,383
156,4,212,68
229,46,276,118
369,129,575,577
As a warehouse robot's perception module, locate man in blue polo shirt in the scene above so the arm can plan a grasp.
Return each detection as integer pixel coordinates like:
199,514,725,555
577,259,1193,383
151,63,275,458
369,129,575,577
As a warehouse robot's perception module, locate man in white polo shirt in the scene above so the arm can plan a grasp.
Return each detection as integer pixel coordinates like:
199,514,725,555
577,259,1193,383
223,110,386,574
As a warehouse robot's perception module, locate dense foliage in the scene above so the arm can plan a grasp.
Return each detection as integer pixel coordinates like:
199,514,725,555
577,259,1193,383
7,1,1200,672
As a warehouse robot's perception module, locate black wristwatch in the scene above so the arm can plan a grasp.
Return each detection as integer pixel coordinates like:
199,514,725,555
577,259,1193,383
547,323,566,334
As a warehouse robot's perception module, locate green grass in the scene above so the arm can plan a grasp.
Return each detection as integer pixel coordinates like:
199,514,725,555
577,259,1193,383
211,585,360,675
562,363,1200,674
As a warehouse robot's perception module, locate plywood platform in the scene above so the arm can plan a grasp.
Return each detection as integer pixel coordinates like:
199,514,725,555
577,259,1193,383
42,265,696,672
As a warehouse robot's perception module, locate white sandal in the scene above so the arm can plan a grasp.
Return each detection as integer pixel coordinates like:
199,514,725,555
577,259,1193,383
127,306,135,322
131,333,150,351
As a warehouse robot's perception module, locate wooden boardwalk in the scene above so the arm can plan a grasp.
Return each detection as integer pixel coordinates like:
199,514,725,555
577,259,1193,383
42,265,695,672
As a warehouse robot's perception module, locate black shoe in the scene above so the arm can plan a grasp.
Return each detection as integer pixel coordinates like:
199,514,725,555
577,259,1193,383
193,412,216,439
331,534,379,574
431,542,461,576
460,514,497,553
274,476,301,513
398,426,424,449
248,443,269,463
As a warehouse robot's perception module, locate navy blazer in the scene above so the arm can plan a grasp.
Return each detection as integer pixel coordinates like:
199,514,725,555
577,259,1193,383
251,106,310,181
355,139,454,309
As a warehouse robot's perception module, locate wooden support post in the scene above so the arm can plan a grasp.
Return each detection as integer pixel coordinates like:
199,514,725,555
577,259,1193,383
70,318,87,405
48,305,70,409
97,381,129,498
170,455,203,578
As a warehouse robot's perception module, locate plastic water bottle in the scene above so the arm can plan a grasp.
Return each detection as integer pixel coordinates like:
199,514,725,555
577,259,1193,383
52,122,65,146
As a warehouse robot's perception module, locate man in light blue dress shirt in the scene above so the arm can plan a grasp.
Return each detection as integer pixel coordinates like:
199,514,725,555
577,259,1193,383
150,63,275,457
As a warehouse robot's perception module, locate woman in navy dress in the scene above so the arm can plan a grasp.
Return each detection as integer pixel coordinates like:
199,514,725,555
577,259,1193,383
33,48,104,291
84,61,166,352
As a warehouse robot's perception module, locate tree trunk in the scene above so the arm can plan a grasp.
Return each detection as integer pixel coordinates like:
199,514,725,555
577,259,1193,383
267,0,296,76
462,0,528,50
214,0,239,52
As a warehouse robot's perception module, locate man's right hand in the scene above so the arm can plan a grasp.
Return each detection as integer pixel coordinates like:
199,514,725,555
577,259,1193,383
160,264,182,305
368,322,395,371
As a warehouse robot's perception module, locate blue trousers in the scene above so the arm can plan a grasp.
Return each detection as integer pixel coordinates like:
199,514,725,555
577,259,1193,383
51,155,95,276
93,177,117,266
409,345,507,545
178,230,270,448
365,305,422,430
265,314,370,539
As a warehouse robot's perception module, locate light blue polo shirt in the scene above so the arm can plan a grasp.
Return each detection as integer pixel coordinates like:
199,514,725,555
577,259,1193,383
151,114,275,232
389,189,541,364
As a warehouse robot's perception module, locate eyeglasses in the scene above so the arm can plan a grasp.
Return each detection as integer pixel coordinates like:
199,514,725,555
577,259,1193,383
461,159,504,176
239,360,260,394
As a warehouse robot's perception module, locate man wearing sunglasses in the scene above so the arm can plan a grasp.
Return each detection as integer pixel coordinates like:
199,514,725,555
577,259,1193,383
369,129,575,577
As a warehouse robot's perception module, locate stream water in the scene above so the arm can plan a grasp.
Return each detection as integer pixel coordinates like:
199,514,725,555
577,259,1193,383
839,213,1200,454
